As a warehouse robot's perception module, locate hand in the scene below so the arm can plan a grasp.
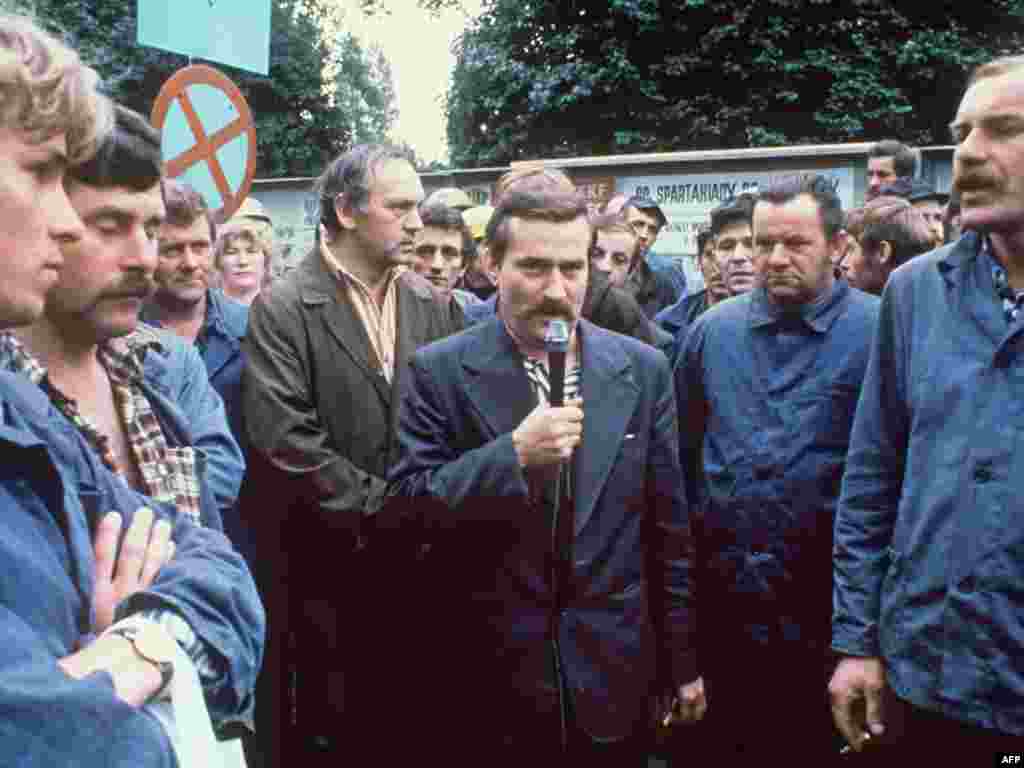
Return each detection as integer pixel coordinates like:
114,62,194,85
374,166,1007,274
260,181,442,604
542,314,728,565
675,677,707,723
655,676,707,729
58,632,164,708
512,398,583,469
828,656,886,752
92,508,174,633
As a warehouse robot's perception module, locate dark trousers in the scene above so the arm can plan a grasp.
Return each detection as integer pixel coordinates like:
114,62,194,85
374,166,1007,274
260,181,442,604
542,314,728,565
852,688,1020,766
668,641,844,766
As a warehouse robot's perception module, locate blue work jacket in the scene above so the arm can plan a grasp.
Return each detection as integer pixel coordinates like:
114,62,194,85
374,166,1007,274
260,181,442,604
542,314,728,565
676,279,878,651
140,328,245,526
645,250,688,299
0,372,264,766
142,289,248,441
654,288,710,367
833,232,1024,735
626,253,683,320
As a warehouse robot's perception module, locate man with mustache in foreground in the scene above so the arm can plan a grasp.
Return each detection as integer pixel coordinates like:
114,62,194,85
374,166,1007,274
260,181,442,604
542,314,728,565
240,144,463,766
830,55,1024,761
3,105,244,531
0,16,263,766
676,174,878,762
388,187,704,763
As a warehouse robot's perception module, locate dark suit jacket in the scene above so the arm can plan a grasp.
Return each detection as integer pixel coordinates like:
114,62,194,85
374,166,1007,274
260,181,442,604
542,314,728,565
387,316,697,745
239,249,462,756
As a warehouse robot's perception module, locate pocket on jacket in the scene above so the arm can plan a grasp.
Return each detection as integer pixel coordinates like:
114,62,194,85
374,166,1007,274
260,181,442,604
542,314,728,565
794,384,859,449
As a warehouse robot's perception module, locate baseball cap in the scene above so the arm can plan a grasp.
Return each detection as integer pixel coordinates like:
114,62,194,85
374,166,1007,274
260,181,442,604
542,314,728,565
907,179,950,205
423,187,475,211
462,205,495,241
626,196,667,228
233,196,272,225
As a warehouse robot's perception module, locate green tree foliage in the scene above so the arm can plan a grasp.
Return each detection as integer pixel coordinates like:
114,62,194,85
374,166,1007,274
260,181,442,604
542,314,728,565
446,0,1024,167
25,0,398,177
334,39,399,145
358,0,465,16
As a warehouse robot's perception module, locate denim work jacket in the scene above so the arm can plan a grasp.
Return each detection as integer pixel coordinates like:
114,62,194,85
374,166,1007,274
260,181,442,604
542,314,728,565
142,289,248,441
141,327,246,524
0,372,264,766
833,231,1024,735
676,279,879,651
655,288,710,367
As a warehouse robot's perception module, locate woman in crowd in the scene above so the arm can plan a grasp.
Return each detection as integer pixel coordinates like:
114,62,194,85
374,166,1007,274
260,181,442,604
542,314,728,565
214,218,274,305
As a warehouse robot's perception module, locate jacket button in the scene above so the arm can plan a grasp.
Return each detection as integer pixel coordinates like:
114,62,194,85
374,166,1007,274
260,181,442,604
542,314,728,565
973,466,992,483
961,575,976,593
755,466,773,480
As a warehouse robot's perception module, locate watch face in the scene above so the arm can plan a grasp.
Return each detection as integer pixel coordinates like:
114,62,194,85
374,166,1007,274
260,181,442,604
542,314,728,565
133,623,178,665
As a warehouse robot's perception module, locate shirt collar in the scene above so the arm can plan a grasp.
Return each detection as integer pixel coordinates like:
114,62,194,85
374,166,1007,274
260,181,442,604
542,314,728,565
319,237,404,297
0,329,161,387
748,278,848,334
97,330,163,385
0,332,46,384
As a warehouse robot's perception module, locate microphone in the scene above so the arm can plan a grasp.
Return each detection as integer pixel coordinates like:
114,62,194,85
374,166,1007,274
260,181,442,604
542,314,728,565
544,319,570,408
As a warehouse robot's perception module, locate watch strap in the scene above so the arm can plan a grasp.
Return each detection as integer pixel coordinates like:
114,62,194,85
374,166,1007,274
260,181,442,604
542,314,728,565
106,617,225,766
107,624,174,699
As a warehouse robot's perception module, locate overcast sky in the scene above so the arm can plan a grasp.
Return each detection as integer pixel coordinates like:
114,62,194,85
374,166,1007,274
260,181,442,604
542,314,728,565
339,0,483,164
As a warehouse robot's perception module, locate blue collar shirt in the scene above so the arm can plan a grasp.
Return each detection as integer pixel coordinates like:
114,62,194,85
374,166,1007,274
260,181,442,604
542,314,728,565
676,278,879,648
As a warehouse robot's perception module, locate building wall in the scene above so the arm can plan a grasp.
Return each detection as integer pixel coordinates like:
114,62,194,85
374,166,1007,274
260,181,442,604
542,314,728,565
252,146,954,279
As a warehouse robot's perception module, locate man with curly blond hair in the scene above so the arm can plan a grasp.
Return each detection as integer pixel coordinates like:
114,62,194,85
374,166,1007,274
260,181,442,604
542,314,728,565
0,16,264,767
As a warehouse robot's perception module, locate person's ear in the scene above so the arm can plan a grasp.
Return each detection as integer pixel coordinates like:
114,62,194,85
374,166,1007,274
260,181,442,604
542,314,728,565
334,193,359,232
877,240,893,266
832,231,851,266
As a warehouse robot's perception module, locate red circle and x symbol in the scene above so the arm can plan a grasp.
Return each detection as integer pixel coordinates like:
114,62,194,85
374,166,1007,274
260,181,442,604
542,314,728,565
151,65,256,221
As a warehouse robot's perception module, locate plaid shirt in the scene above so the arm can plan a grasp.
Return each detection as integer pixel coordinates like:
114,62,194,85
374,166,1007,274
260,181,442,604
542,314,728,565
0,329,218,686
0,329,203,524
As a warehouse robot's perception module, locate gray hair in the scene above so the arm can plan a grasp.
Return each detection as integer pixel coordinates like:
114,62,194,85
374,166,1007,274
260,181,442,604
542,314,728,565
313,143,412,236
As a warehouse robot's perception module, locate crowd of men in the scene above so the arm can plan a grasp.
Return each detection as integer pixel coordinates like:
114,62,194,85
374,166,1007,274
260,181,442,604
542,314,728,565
0,10,1022,767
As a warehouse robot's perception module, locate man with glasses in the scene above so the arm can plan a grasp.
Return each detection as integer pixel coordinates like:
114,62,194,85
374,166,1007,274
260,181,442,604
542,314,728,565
240,144,463,767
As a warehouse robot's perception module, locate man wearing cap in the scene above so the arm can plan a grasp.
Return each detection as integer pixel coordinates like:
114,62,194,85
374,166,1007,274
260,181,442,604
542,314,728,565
907,180,950,250
422,185,475,212
455,204,497,301
623,197,684,318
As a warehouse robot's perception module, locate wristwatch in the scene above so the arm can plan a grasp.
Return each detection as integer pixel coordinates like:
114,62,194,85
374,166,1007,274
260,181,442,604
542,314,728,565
108,622,176,697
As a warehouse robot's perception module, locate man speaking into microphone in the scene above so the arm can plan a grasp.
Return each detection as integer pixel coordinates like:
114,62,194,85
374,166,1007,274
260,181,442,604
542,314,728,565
387,188,704,764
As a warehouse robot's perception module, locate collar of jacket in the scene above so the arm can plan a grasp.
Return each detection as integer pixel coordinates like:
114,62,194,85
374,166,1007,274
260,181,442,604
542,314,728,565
937,230,985,287
203,288,245,342
626,256,657,302
294,247,431,305
748,278,849,334
657,289,707,334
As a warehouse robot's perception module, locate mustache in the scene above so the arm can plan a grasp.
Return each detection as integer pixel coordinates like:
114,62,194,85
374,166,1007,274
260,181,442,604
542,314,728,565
955,174,997,192
530,301,574,320
103,280,153,300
